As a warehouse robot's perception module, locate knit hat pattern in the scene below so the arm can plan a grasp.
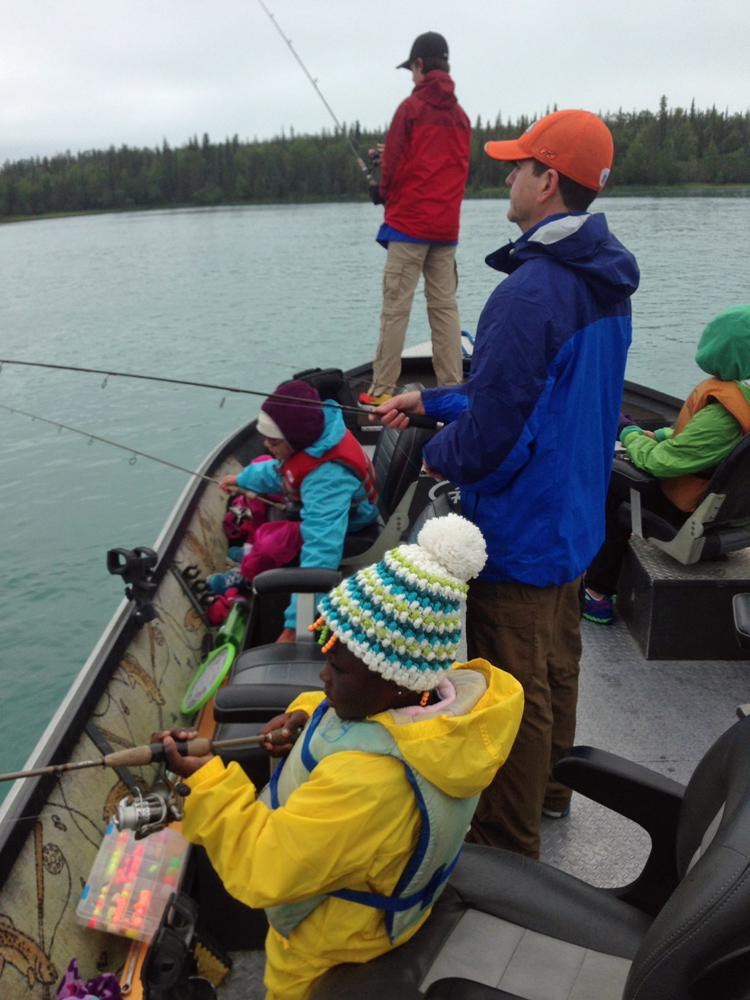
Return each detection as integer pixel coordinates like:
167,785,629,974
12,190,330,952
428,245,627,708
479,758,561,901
317,514,487,691
260,380,324,451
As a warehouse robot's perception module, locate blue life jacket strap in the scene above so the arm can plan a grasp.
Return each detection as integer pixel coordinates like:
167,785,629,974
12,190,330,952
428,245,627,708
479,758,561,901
300,698,328,772
268,698,328,809
329,847,461,914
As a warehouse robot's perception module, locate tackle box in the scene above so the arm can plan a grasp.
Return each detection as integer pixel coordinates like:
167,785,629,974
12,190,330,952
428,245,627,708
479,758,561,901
76,823,189,942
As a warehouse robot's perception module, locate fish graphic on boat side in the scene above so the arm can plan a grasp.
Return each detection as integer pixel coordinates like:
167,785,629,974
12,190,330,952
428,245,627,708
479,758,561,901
114,654,165,705
0,915,58,989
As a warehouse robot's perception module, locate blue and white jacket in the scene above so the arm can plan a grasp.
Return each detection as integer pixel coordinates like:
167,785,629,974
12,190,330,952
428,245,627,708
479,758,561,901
422,212,640,586
237,404,379,626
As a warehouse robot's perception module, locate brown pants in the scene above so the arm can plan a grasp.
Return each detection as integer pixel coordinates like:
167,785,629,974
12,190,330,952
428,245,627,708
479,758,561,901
465,577,582,859
369,240,463,396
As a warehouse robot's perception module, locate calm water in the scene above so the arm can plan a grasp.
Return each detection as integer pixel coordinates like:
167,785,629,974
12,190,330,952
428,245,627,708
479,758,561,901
1,197,749,786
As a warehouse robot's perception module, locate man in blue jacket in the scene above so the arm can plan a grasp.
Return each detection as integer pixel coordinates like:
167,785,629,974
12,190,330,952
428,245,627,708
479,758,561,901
375,109,640,858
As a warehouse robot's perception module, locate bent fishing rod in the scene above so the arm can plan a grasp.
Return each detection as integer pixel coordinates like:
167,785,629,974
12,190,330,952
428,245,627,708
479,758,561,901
0,358,438,428
255,0,374,181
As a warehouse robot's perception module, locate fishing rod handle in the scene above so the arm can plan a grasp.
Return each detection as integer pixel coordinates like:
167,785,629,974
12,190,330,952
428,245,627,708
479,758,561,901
138,732,282,765
398,412,439,430
99,741,213,769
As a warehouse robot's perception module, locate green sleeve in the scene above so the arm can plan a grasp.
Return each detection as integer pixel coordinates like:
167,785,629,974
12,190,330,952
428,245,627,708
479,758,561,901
624,403,742,479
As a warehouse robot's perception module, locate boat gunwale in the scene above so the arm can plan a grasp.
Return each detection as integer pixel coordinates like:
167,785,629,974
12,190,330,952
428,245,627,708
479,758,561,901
0,410,262,871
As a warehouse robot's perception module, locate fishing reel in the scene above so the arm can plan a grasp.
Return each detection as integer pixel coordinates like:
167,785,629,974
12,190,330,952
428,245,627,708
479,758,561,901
115,774,190,840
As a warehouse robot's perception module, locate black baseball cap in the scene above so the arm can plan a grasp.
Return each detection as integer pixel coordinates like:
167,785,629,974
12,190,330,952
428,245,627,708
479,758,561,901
397,31,449,69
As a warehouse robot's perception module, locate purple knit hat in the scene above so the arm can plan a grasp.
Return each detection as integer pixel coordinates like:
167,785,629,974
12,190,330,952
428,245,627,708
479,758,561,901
260,380,324,451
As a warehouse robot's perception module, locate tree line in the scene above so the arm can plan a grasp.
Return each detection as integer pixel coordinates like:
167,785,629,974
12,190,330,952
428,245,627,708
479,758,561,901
2,98,749,220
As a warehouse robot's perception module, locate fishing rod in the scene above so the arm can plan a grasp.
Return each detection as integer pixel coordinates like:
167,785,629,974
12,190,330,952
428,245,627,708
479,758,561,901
0,357,314,402
0,403,282,507
255,0,374,180
0,731,289,784
0,359,438,428
0,730,298,837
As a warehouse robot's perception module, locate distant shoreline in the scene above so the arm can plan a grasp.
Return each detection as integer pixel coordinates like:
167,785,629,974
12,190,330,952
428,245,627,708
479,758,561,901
2,185,749,225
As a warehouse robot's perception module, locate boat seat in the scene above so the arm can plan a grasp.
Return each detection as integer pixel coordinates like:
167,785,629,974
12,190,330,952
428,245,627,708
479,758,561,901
406,489,458,542
212,567,335,784
311,713,750,1000
611,433,750,564
340,384,436,569
735,592,750,650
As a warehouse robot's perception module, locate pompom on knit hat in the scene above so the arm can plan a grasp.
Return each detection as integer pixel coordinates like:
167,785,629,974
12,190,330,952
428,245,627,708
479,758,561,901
315,514,487,692
258,380,324,452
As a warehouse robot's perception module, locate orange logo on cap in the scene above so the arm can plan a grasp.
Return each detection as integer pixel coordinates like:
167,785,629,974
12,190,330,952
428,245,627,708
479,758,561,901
539,147,558,160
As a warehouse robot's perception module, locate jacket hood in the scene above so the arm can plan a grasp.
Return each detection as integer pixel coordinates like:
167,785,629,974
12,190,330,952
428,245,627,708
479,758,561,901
371,659,523,798
486,212,640,307
304,402,346,458
413,70,457,110
695,304,750,381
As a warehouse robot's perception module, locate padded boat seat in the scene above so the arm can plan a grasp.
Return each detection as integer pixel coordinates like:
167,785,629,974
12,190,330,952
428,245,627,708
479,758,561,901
215,649,324,722
213,567,334,782
339,385,436,570
311,714,750,1000
611,433,750,564
341,519,383,558
735,592,750,649
213,664,325,786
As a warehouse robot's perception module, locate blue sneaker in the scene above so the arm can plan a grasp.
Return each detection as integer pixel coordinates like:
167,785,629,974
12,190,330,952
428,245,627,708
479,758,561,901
542,805,570,819
206,567,243,594
582,590,613,625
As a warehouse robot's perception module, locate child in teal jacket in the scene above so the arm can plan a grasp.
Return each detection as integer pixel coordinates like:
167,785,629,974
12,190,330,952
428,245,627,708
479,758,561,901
211,381,379,641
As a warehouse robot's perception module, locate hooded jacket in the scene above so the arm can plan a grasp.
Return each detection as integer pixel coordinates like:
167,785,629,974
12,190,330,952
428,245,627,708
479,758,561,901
181,660,523,1000
620,305,750,511
421,212,640,586
237,404,379,628
379,71,470,242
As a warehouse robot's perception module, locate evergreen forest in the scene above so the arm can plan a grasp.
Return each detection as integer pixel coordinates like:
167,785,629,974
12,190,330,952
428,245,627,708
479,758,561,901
2,98,749,221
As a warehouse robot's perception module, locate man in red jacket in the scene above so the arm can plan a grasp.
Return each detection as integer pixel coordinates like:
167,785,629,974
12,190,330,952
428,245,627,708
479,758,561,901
360,32,471,406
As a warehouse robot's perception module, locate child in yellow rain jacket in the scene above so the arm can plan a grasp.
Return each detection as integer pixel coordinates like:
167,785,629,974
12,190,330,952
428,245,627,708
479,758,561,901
160,514,523,999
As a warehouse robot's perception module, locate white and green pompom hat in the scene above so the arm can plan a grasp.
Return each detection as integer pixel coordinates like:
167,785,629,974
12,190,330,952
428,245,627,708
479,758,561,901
313,514,487,692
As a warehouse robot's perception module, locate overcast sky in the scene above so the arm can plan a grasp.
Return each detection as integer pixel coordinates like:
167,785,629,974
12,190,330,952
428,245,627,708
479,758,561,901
2,0,748,164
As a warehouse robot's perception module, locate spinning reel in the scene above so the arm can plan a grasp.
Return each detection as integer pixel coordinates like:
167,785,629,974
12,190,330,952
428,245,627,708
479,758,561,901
115,771,191,840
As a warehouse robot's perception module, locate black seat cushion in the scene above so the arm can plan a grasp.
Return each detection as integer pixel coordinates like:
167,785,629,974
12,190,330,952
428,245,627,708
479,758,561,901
214,644,325,724
342,519,384,558
310,845,651,999
213,648,325,783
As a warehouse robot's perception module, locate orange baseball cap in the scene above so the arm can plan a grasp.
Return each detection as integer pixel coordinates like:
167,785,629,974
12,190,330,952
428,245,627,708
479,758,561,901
485,109,613,191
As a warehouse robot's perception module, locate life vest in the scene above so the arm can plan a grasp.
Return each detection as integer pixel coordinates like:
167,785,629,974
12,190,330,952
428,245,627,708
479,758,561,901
279,429,377,509
661,378,750,512
258,700,477,943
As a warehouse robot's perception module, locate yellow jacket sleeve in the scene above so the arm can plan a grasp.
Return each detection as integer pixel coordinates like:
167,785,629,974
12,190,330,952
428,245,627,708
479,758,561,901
182,750,419,910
